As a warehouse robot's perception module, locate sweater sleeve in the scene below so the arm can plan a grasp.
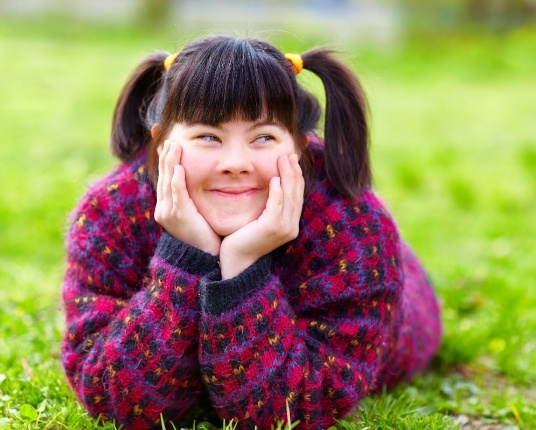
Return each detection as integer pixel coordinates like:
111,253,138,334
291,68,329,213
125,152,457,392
197,189,404,430
61,169,219,430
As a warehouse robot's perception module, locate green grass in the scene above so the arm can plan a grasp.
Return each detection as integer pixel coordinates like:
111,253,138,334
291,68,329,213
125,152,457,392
1,15,536,429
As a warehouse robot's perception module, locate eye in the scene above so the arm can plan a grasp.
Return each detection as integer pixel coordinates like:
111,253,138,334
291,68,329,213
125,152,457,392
199,134,220,142
196,134,222,147
252,135,274,145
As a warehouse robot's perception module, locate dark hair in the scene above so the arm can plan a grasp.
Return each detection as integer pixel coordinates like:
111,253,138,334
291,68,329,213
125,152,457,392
110,35,371,199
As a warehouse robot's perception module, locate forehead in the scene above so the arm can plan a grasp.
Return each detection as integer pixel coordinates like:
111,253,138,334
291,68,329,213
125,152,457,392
167,42,295,130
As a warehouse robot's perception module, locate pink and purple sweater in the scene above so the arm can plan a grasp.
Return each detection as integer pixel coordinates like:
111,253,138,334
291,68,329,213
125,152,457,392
61,142,442,429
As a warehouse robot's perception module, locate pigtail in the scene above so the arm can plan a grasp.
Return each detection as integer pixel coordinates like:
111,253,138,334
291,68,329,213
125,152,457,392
301,48,371,200
110,51,169,161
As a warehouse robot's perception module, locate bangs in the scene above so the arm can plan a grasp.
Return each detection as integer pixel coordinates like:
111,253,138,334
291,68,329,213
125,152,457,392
166,38,296,131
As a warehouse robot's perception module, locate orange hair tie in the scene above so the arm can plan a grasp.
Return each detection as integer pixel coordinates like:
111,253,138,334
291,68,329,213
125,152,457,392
163,52,179,71
285,53,303,75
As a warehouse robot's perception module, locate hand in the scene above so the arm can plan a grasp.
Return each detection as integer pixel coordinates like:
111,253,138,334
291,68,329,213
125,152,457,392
219,153,305,279
154,140,222,256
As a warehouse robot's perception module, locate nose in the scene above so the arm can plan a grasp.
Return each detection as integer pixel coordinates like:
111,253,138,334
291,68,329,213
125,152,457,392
217,143,253,176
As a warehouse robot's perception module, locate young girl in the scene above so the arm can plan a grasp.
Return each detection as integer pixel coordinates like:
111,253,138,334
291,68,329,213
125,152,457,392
61,35,442,430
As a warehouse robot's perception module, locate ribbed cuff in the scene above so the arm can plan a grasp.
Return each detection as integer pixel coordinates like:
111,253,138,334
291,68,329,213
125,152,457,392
156,231,219,275
200,255,272,314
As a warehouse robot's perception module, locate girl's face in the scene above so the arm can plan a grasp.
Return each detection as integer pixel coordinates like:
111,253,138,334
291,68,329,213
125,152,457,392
166,119,298,236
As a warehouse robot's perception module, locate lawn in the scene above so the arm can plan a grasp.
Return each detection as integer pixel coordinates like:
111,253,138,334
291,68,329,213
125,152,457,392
0,16,535,429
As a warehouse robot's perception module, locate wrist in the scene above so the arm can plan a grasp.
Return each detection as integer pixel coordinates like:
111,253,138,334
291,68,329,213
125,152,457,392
165,227,221,256
198,239,221,257
219,243,260,280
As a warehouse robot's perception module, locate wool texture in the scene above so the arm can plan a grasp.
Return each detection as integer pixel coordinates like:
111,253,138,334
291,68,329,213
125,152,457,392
61,141,442,430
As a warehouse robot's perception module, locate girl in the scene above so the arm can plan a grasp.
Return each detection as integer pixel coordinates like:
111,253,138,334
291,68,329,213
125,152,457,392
62,35,442,430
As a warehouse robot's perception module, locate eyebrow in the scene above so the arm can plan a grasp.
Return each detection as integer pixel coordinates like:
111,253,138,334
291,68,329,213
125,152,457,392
246,120,285,132
185,120,285,133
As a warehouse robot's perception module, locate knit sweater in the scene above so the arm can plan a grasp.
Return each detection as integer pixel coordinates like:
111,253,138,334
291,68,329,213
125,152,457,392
61,142,442,430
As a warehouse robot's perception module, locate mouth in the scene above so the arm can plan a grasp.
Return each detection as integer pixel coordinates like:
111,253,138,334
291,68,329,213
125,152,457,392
209,187,260,198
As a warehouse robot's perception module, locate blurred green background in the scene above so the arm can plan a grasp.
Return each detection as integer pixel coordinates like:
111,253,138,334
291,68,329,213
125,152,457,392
1,1,535,428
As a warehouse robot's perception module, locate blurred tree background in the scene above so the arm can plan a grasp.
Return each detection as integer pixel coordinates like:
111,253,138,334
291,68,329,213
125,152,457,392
2,0,535,36
400,0,536,32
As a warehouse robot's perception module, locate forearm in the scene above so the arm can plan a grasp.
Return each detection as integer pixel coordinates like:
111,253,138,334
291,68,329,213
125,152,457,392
197,267,385,429
62,233,219,428
63,282,201,426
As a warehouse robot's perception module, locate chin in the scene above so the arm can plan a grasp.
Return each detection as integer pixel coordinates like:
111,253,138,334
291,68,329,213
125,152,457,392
211,219,250,237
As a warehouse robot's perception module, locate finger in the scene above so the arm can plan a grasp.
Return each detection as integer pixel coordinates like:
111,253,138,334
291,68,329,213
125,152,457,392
278,155,299,223
170,164,189,209
289,152,305,211
279,154,304,235
163,141,181,203
157,140,171,204
264,176,283,221
290,155,305,232
278,155,293,191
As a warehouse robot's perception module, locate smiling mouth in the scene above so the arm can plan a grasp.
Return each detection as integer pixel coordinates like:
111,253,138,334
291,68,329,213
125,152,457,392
209,188,259,198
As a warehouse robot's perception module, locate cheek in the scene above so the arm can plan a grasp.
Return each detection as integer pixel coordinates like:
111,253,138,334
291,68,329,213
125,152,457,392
180,152,210,190
255,145,297,178
255,154,281,179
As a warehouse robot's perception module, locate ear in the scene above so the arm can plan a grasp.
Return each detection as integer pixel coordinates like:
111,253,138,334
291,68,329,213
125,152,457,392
151,124,160,139
302,134,310,148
